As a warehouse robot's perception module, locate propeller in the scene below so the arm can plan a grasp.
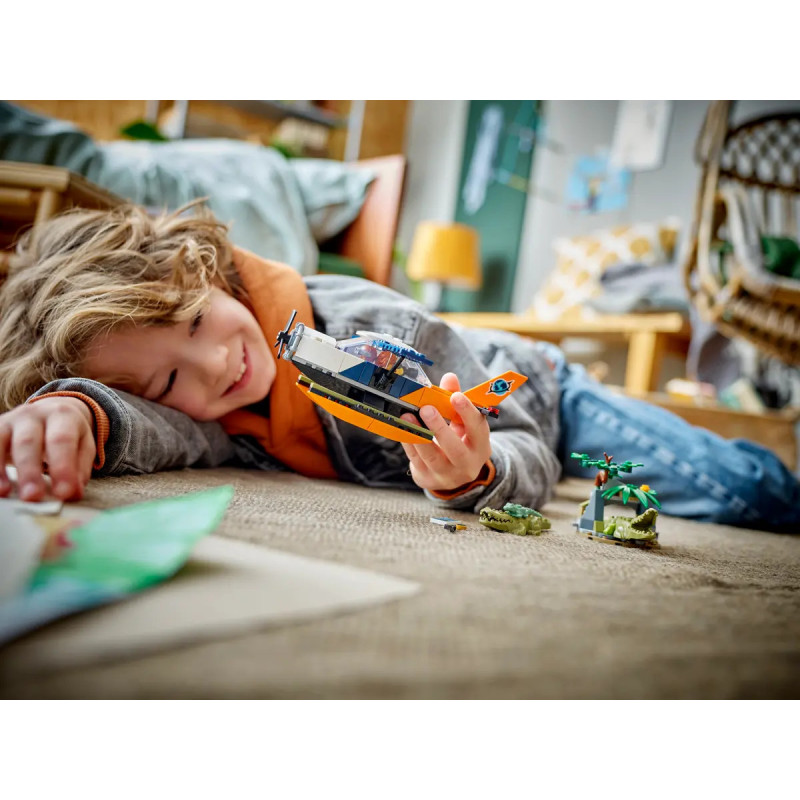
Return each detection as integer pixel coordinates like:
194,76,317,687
274,309,298,359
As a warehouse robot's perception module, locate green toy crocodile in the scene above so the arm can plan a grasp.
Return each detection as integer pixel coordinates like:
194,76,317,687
479,503,551,536
599,507,658,543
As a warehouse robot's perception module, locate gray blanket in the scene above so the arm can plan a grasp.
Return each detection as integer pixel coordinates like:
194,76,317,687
0,102,373,275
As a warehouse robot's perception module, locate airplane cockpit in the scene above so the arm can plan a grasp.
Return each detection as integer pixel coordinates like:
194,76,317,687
336,335,432,387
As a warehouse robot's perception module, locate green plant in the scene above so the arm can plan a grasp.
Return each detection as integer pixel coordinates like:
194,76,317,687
601,482,661,510
119,120,169,142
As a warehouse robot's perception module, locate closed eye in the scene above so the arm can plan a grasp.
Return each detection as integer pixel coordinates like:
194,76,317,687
153,312,200,401
189,311,204,335
155,369,177,401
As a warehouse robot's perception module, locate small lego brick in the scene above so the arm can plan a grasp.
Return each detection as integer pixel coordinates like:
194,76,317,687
430,516,467,533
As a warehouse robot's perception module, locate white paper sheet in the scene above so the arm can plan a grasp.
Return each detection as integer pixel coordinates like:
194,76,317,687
1,535,420,675
610,100,672,171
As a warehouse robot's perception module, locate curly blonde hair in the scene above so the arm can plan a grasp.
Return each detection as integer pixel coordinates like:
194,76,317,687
0,201,242,411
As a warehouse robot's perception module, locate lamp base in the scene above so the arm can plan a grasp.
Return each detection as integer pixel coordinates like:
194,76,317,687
420,281,444,312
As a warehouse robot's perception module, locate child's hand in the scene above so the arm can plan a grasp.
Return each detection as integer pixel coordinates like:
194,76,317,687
401,372,491,494
0,397,96,502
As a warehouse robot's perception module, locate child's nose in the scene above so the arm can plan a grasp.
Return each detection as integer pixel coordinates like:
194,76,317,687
200,345,230,387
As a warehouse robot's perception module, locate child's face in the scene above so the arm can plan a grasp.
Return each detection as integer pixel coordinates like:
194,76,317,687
81,287,276,421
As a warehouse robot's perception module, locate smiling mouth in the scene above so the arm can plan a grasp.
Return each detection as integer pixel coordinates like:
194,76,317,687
224,347,248,396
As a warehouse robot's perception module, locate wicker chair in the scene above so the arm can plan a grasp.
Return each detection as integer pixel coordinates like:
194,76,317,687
683,101,800,365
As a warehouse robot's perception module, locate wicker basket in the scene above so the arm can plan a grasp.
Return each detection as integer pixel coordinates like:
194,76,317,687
683,101,800,365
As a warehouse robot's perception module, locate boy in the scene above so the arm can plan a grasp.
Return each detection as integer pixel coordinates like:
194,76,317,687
0,203,798,531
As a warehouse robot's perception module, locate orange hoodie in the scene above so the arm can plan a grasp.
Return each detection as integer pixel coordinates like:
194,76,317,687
219,248,337,479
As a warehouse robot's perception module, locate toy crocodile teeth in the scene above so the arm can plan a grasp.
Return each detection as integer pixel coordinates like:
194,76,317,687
603,507,659,540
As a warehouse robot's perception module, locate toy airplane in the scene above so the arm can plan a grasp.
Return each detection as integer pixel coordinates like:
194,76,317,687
275,311,527,445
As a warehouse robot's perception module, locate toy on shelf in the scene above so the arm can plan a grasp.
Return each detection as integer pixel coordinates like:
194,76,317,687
570,452,661,548
430,516,467,533
479,503,551,536
275,311,527,444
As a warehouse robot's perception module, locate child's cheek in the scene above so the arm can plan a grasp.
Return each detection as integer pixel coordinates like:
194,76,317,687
171,394,211,422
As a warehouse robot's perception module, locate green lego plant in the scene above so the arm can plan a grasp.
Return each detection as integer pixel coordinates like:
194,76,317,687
601,482,661,510
570,452,644,488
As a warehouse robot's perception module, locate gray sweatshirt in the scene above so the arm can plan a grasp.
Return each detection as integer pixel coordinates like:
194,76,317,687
30,276,562,512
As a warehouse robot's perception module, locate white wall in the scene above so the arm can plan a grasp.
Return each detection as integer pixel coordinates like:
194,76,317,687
393,100,468,290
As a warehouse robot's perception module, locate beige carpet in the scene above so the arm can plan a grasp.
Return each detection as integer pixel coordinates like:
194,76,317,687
2,467,799,699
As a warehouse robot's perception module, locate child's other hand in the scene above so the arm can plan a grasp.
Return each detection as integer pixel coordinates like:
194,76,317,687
401,372,491,494
0,397,96,502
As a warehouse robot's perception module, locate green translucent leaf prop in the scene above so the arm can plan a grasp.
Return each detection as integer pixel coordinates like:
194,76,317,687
32,485,234,592
1,486,234,645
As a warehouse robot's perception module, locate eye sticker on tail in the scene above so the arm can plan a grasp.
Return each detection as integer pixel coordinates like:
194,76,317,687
488,378,514,396
462,370,528,408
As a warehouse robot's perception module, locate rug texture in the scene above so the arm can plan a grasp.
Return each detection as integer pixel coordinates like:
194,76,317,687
1,468,798,699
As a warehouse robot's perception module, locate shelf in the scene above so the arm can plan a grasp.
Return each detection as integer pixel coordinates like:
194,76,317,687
147,100,364,160
209,100,346,129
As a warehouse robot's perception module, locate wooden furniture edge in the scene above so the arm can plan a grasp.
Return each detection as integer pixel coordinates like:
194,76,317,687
436,311,691,336
334,155,407,287
0,160,124,210
437,311,692,394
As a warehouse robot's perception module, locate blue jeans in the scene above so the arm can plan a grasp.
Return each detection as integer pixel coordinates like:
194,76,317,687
536,343,800,532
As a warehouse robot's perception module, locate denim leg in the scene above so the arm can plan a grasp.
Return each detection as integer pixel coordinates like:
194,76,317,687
543,346,800,531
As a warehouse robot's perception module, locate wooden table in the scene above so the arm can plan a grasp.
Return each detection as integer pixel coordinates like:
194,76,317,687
437,311,692,394
0,161,123,269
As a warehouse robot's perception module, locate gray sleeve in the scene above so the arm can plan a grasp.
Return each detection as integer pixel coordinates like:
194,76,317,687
423,429,562,514
306,276,563,513
29,378,236,476
413,312,563,514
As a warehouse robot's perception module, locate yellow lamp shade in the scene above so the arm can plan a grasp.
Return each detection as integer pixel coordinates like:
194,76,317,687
406,222,482,290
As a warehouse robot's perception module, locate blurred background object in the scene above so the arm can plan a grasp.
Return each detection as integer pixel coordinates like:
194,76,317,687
405,221,482,310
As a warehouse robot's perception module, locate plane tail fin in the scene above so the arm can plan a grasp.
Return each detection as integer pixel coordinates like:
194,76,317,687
463,370,527,410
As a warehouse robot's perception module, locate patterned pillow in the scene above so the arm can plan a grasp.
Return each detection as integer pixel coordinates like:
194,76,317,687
530,220,680,321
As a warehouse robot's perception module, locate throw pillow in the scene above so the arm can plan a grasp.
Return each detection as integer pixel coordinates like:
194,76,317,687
530,219,680,322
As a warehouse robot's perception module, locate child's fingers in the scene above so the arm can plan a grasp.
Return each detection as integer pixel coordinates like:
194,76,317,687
78,433,96,487
452,392,490,449
45,411,86,500
439,372,461,393
11,417,47,501
439,374,465,430
419,404,466,464
399,415,436,469
409,440,450,474
400,413,448,478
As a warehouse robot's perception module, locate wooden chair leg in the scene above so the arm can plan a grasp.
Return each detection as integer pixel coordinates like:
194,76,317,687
32,188,63,242
625,331,666,394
